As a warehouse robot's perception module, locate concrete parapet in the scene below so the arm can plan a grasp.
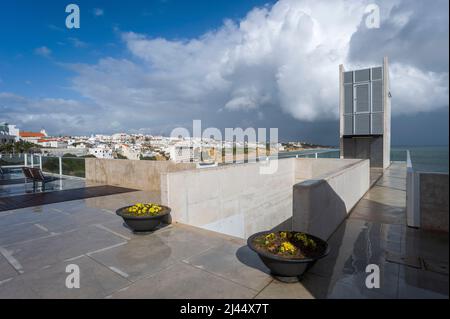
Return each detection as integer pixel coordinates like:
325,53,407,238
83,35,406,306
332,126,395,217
292,159,370,240
85,158,195,192
162,157,370,239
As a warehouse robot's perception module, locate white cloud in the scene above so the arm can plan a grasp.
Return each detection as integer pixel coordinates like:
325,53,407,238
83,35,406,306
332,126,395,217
3,0,448,137
93,8,104,16
34,46,52,57
390,64,449,114
68,37,88,48
0,92,101,135
68,0,447,129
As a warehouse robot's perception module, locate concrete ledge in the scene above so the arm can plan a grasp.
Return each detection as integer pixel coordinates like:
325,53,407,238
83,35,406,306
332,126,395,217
292,159,370,240
162,157,370,239
85,158,195,192
162,158,296,239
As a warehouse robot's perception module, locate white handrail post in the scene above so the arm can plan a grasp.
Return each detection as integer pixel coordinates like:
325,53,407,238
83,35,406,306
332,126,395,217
406,150,420,228
24,154,28,167
59,156,62,177
39,155,42,170
31,154,34,168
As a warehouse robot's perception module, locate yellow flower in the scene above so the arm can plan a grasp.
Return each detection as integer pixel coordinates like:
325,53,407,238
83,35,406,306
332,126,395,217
127,202,164,216
279,241,296,254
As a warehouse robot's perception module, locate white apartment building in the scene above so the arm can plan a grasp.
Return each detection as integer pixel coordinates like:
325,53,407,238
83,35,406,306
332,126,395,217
7,124,20,141
112,133,128,142
119,144,141,160
0,130,15,145
169,144,197,163
38,139,68,148
89,144,113,159
67,142,92,149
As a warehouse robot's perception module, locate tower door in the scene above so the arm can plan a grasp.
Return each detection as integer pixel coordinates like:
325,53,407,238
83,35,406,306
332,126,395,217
354,83,370,135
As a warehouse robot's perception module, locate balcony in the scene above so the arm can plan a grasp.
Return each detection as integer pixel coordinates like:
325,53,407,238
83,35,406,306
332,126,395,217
0,154,448,298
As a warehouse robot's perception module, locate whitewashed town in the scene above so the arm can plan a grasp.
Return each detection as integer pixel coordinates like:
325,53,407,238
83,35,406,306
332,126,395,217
0,122,303,163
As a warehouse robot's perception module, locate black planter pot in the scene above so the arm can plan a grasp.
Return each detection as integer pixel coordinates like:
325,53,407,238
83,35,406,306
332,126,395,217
247,230,329,278
116,205,171,232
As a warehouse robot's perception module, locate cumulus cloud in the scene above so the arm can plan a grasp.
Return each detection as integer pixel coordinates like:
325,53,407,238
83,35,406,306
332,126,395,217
68,37,88,48
2,0,448,137
0,92,101,135
93,8,104,16
34,46,52,57
348,0,449,72
68,0,447,129
389,64,449,114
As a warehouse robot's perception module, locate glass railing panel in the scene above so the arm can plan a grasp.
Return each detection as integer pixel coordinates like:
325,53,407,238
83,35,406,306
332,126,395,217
61,157,86,178
0,153,25,166
41,156,60,175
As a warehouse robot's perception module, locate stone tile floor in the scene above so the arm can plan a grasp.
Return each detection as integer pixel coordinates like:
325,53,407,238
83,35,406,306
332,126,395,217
0,162,448,298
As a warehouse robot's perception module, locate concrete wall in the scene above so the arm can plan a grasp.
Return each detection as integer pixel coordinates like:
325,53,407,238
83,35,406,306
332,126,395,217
420,172,449,232
85,158,195,192
161,158,296,238
341,136,384,168
162,158,369,239
292,159,370,240
295,158,361,180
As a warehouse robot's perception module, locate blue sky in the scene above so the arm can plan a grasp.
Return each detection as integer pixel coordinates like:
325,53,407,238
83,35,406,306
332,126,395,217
0,0,448,145
0,0,274,98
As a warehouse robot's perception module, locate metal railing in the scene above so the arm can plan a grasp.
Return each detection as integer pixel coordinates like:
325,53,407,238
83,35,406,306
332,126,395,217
281,149,340,160
0,153,86,178
406,150,420,228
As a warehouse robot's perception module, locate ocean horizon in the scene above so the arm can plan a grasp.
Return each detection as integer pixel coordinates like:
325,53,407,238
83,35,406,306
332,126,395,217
391,145,449,173
278,145,449,173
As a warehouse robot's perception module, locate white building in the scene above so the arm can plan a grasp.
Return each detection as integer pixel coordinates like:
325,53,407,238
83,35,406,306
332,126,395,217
7,124,20,141
120,144,141,160
0,124,15,145
38,139,68,148
19,129,47,143
89,144,113,159
169,144,196,163
67,142,92,149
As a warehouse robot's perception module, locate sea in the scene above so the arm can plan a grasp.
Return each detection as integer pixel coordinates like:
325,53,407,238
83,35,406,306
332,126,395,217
391,146,449,173
277,145,449,173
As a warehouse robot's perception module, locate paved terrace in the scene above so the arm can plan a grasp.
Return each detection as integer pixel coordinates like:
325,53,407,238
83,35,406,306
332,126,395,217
0,162,448,298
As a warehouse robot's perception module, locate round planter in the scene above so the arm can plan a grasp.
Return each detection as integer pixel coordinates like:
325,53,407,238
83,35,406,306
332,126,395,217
247,230,329,277
116,205,171,232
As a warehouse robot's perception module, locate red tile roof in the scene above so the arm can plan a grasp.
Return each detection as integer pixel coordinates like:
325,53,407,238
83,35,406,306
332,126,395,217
20,131,45,138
